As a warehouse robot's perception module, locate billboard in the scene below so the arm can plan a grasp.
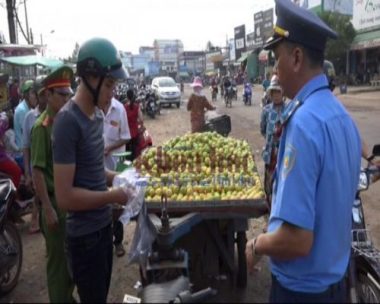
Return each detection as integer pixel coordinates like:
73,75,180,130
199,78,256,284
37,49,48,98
254,9,273,45
262,8,274,41
246,32,255,49
254,11,264,45
353,0,380,31
234,24,246,60
229,38,236,61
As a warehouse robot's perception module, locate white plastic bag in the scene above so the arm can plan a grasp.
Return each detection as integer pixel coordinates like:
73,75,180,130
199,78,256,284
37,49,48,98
127,201,157,266
113,168,149,225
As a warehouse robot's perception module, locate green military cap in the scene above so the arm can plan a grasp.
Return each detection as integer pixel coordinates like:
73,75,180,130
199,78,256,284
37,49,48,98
43,65,74,95
21,79,34,93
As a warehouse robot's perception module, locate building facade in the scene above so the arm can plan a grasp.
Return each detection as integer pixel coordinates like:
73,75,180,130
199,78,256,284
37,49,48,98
153,39,184,74
178,51,205,77
350,0,380,84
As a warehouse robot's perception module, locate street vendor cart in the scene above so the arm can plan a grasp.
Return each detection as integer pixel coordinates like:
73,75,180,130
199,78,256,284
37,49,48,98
124,131,268,302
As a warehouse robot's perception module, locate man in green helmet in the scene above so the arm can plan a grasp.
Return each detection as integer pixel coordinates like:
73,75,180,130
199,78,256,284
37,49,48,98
52,38,136,303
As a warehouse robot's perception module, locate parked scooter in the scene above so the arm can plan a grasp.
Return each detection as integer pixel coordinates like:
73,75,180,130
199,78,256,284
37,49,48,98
137,88,159,119
243,83,252,106
0,178,23,295
349,144,380,303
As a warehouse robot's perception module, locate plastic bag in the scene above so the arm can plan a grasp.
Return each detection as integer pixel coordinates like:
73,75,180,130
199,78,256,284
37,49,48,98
112,168,148,225
127,201,157,266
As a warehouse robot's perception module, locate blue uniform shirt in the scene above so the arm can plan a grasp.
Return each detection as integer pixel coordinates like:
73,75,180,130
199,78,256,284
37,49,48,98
269,74,361,293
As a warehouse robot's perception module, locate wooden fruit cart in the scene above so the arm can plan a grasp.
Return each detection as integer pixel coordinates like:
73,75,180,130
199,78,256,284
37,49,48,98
144,198,268,289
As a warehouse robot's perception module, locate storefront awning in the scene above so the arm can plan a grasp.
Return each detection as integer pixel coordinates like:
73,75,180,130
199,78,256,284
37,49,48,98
0,55,63,68
237,51,251,63
351,29,380,51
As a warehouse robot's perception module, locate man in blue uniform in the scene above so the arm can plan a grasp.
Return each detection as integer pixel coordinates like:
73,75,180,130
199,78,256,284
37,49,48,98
245,0,362,302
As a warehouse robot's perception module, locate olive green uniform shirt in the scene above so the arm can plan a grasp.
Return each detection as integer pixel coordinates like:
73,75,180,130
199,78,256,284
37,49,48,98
31,107,55,194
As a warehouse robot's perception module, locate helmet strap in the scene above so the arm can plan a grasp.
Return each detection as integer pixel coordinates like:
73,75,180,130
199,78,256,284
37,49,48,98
82,75,105,106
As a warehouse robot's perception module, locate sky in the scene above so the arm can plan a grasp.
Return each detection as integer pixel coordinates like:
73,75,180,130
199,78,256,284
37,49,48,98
0,0,275,58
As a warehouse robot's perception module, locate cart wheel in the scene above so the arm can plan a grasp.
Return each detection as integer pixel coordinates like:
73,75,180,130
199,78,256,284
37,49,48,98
236,231,247,288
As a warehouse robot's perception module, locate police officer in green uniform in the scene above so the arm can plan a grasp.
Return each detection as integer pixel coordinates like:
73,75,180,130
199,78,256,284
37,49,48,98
31,66,75,303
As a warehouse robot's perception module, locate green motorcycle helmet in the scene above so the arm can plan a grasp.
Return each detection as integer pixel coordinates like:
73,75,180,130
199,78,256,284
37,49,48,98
76,38,126,105
21,79,34,94
77,38,127,80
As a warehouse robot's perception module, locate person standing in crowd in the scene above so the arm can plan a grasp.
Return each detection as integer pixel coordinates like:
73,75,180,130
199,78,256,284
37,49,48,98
124,89,144,160
52,38,136,303
187,77,215,133
9,78,21,111
260,76,286,209
14,80,38,158
23,76,47,234
31,66,75,302
0,112,22,188
101,95,131,257
3,112,21,161
246,1,361,302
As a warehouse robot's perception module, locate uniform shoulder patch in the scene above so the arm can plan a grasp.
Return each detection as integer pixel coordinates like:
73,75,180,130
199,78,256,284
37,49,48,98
282,144,296,180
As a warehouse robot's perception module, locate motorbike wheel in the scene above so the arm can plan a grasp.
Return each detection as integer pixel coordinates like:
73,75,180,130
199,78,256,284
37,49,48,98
357,270,380,303
0,221,22,295
236,232,247,288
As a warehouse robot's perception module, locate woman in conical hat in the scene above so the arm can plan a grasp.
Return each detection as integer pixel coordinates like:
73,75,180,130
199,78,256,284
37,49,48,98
187,77,215,133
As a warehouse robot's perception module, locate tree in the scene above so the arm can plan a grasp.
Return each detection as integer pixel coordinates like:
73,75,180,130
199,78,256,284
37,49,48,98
65,42,80,63
206,41,214,52
318,11,356,75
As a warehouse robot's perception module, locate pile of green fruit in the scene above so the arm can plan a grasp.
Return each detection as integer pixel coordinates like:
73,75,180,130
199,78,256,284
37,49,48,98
133,132,264,202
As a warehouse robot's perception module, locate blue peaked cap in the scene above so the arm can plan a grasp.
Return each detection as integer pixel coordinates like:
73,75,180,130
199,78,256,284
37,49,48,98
264,0,337,52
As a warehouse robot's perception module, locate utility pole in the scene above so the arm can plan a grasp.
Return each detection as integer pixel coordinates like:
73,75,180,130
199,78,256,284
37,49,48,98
6,0,17,43
24,0,30,44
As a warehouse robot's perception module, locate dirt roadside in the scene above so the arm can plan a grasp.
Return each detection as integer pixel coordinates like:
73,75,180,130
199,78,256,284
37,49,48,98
2,84,379,303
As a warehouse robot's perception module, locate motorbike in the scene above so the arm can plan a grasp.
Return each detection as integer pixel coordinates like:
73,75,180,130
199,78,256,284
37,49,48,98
243,83,252,106
210,85,218,102
349,144,380,303
232,85,238,101
224,86,233,108
0,178,23,295
144,90,159,119
137,89,159,119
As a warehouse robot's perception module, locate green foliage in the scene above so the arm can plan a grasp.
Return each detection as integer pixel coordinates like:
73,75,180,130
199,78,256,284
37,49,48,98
63,42,80,63
318,11,356,74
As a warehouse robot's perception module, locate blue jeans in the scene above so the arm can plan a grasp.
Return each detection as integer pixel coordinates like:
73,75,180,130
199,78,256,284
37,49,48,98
269,274,347,303
65,224,113,303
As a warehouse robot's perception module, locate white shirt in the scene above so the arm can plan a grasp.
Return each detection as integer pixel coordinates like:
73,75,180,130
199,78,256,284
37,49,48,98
103,97,131,170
